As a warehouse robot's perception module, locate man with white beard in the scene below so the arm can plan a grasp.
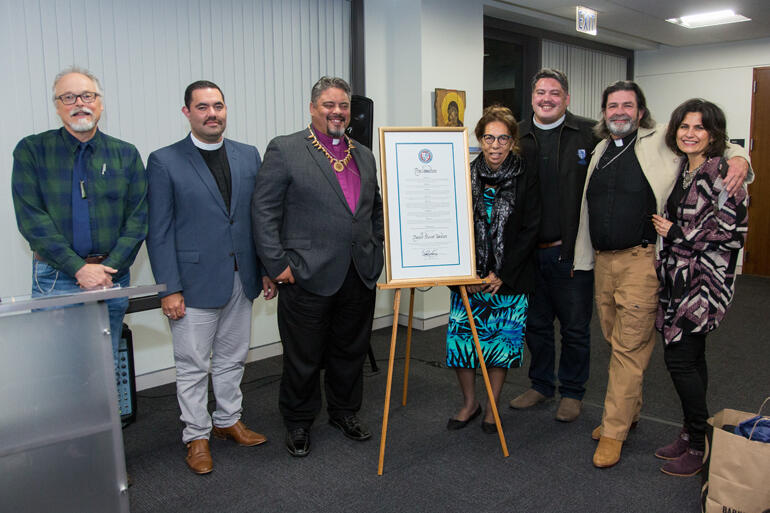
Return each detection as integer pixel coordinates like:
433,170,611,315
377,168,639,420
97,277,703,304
12,66,147,376
573,80,750,469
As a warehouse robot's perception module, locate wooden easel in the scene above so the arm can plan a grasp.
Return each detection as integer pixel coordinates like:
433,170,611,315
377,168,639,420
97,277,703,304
376,277,509,475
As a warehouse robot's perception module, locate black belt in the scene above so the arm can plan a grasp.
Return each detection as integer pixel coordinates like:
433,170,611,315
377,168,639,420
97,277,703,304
35,252,108,264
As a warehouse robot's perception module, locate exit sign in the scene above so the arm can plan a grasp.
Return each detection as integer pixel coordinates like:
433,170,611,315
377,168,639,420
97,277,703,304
576,6,597,35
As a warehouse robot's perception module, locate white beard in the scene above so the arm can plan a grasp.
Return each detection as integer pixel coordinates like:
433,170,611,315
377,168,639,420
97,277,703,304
68,117,96,132
608,118,637,138
67,107,96,132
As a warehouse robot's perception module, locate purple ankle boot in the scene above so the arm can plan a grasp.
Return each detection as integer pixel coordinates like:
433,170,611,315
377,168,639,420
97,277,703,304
660,448,704,477
655,428,689,460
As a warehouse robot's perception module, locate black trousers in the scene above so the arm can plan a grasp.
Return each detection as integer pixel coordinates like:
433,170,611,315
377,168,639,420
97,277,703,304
664,332,708,451
277,263,376,430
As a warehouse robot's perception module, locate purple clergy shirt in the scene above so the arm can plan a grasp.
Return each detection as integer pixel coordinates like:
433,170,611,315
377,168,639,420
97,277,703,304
313,128,361,212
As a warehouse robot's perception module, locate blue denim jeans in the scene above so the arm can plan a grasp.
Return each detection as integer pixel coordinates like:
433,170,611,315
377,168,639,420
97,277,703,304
31,259,130,370
525,245,593,399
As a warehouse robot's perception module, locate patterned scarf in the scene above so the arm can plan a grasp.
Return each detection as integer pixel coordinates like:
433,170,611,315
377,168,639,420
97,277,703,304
470,151,524,277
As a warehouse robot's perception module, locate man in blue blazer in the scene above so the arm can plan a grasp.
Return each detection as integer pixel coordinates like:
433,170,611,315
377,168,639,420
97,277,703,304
146,81,275,475
252,77,384,457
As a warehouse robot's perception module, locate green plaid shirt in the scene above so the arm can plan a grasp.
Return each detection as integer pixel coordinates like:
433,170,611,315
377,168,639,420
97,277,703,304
12,128,148,277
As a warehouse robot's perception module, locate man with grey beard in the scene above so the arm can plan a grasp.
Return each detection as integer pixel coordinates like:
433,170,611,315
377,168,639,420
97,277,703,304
573,80,751,469
12,66,147,378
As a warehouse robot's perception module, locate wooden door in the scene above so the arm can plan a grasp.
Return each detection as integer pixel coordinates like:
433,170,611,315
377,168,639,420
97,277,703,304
744,67,770,276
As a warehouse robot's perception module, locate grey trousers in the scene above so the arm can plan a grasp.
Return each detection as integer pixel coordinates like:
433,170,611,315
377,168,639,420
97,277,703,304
170,272,253,443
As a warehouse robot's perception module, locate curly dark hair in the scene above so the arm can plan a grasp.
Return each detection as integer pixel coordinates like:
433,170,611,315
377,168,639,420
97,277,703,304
474,105,519,152
664,98,727,159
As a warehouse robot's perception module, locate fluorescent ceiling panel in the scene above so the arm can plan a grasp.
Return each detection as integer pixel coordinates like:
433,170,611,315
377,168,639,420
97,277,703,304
666,9,751,29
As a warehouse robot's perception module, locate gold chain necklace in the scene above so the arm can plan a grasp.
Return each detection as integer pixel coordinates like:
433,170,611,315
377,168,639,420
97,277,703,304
307,124,355,172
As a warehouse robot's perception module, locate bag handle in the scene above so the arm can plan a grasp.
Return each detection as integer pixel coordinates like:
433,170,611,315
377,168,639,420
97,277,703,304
748,396,770,441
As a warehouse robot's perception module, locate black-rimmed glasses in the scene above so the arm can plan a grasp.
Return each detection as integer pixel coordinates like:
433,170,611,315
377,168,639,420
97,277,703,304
481,134,512,145
55,92,100,105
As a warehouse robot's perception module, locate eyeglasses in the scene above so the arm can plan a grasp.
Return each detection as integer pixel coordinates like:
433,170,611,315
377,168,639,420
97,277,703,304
481,134,512,145
55,92,101,105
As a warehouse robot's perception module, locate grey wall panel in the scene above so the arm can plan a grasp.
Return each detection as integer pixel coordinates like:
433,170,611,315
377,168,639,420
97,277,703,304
1,0,351,297
542,39,626,121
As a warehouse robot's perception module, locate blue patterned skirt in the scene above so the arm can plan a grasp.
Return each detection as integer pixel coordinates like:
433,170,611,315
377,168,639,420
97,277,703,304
446,290,527,368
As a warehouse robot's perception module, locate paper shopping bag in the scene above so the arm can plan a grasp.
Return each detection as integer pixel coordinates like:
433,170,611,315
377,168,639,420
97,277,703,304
701,399,770,513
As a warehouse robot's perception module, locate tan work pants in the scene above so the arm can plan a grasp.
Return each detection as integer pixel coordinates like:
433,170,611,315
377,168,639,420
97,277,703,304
594,245,659,441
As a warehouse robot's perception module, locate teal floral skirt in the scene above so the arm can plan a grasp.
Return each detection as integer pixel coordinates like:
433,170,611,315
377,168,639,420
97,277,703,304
446,290,527,368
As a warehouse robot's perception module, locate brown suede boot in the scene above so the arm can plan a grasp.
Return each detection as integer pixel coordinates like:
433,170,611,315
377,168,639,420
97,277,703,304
591,420,639,441
593,436,623,468
509,389,547,409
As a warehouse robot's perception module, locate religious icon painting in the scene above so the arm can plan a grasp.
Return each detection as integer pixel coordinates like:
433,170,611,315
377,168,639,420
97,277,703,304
434,89,466,127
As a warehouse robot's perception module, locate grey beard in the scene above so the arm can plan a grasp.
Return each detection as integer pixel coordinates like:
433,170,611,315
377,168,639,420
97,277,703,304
608,119,637,138
69,118,96,132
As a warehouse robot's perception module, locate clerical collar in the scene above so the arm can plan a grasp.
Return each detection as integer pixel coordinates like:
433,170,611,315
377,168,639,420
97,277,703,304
190,133,223,150
313,127,344,147
533,114,566,131
611,130,638,147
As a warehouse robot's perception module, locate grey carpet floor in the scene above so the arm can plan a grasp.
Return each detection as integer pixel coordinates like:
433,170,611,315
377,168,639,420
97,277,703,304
125,275,770,513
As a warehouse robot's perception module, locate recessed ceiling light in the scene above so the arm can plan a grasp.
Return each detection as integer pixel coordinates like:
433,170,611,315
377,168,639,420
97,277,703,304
666,9,751,29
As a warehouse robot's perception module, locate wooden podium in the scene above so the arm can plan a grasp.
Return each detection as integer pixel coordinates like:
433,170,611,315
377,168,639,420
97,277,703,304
376,278,509,475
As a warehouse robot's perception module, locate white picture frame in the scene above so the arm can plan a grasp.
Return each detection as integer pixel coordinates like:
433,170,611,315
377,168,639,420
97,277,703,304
378,127,476,285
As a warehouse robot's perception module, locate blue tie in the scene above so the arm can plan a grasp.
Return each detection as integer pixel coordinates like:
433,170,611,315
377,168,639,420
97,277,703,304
71,142,93,257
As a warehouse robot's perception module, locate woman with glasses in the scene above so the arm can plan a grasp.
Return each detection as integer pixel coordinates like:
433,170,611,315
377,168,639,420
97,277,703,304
446,105,541,433
651,99,748,476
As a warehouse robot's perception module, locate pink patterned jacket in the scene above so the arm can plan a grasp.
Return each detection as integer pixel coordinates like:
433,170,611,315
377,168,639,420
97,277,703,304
655,156,749,345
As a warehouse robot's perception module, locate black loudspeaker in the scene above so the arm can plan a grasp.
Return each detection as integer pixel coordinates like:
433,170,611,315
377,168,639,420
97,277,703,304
117,323,137,427
346,95,374,150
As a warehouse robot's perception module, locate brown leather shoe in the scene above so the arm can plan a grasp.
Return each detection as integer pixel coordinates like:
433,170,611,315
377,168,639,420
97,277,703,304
186,439,213,474
591,420,639,441
593,436,623,468
555,397,582,422
212,420,267,447
509,389,548,409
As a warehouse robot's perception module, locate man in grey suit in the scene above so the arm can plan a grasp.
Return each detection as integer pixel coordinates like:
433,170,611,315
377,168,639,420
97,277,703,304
146,81,276,474
252,76,384,457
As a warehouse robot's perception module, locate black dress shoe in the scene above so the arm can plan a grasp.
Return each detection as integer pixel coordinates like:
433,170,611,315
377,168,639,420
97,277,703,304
329,414,371,441
481,420,498,434
286,427,310,457
447,404,482,430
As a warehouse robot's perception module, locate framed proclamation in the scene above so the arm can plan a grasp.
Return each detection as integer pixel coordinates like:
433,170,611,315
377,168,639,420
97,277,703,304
378,127,476,284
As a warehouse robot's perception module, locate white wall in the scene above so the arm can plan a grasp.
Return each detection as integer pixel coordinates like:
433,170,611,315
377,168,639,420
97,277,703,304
364,0,485,325
0,0,351,388
635,38,770,142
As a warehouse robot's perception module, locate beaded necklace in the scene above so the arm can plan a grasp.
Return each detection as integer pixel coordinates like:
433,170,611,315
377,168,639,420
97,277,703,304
307,124,355,172
682,159,706,189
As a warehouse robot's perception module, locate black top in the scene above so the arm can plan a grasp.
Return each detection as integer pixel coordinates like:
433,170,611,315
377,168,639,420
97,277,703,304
586,131,657,251
517,111,599,262
198,145,232,212
533,124,561,243
667,161,690,217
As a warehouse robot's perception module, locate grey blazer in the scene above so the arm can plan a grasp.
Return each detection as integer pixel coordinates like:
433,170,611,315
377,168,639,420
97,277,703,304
251,128,384,296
